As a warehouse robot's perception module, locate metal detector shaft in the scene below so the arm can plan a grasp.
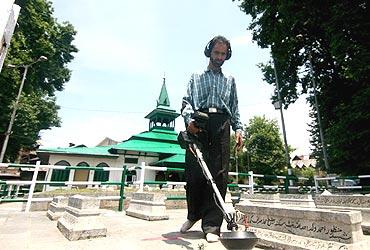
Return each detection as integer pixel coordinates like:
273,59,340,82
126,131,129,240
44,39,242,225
192,143,235,224
181,133,258,249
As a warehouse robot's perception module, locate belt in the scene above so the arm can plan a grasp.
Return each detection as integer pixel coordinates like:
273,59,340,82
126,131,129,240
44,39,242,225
200,108,226,114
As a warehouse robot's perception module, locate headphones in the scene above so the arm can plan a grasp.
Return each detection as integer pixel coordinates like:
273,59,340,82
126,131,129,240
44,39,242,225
204,36,232,60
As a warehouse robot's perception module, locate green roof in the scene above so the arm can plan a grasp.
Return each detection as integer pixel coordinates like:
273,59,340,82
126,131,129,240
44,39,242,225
144,107,179,119
37,129,184,157
111,128,185,155
152,154,185,166
132,129,179,142
37,145,118,157
112,139,184,155
113,139,183,154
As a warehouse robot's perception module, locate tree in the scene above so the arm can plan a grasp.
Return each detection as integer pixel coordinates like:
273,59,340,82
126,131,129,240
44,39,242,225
234,0,370,175
292,167,316,186
243,116,288,181
0,0,78,162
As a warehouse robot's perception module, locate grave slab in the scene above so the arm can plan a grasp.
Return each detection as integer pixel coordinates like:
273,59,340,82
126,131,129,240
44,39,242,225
57,195,107,241
236,203,367,249
46,196,68,220
126,192,169,221
280,194,316,208
314,194,370,234
240,193,281,207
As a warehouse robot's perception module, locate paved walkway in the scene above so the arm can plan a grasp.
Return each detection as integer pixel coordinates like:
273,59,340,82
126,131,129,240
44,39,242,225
0,203,261,250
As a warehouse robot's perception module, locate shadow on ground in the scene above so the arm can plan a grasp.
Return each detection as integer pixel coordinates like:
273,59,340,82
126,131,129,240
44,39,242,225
161,230,205,250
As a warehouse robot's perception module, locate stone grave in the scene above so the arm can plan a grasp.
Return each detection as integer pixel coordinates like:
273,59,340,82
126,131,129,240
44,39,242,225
236,203,367,249
57,195,107,241
126,192,169,221
239,193,281,207
314,194,370,234
46,196,68,220
280,194,316,208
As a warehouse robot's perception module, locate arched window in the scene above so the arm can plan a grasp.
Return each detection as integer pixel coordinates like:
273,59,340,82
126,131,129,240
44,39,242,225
77,162,89,166
94,163,110,182
50,160,71,186
74,162,90,187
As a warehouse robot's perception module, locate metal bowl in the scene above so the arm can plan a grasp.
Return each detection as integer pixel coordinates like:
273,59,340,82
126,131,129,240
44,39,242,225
220,231,258,250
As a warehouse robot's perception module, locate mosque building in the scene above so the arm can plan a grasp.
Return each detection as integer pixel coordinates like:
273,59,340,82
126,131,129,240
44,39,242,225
37,79,185,190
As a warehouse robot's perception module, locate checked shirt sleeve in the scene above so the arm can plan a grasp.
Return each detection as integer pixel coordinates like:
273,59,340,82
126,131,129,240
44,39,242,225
229,77,243,133
181,75,195,126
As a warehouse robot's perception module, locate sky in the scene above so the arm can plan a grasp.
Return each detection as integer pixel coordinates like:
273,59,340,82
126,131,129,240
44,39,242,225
39,0,312,156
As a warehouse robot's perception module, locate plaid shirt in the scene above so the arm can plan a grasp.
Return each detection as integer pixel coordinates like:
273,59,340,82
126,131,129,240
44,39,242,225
182,69,243,132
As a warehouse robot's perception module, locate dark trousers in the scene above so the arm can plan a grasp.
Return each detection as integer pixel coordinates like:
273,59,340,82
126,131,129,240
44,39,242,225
185,113,230,235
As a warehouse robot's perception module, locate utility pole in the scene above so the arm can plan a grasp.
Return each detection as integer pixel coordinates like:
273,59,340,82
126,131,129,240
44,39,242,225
0,56,47,162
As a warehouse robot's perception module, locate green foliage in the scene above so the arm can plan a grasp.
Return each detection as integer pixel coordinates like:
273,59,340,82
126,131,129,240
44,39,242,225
292,167,317,186
234,0,370,175
243,116,288,178
0,0,78,162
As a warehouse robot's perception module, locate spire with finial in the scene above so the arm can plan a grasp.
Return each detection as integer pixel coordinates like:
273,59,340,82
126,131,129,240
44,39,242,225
145,75,179,131
157,73,170,107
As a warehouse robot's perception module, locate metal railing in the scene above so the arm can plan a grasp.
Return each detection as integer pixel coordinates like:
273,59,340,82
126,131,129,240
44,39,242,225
314,175,370,193
4,161,355,212
0,161,128,212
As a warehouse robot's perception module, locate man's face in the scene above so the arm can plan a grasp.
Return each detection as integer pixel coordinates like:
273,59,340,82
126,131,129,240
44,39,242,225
210,42,228,68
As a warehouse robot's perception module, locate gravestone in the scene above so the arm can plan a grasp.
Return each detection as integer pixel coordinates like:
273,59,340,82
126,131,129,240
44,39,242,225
314,194,370,234
225,192,233,204
236,203,366,249
46,196,68,220
239,193,281,207
280,194,316,208
57,195,107,241
126,192,168,221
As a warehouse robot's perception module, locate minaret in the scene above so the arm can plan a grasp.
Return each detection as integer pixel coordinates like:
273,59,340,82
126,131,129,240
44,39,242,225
144,77,180,131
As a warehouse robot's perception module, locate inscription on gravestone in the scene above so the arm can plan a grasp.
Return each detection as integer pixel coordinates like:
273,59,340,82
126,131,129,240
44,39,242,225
315,195,370,207
236,203,365,248
249,214,351,241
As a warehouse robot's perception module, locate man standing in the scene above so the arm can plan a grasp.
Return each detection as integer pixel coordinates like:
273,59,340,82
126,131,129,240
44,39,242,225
180,35,243,243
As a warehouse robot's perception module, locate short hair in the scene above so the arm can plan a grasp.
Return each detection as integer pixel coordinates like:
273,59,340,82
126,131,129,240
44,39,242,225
211,36,230,48
204,35,232,60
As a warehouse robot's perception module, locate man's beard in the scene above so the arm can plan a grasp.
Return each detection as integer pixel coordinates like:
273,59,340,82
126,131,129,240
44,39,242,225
210,57,224,68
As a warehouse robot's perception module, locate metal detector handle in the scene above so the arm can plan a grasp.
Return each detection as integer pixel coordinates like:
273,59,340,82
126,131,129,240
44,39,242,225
192,143,236,221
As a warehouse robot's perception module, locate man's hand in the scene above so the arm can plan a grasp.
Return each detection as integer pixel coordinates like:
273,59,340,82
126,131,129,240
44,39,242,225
235,131,243,152
187,121,200,135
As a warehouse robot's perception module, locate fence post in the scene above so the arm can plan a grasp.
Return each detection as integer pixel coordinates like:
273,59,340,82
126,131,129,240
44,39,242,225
139,162,145,192
248,171,254,194
7,184,13,196
15,184,20,197
118,165,127,212
314,175,319,193
43,167,51,192
25,161,40,212
284,175,290,194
